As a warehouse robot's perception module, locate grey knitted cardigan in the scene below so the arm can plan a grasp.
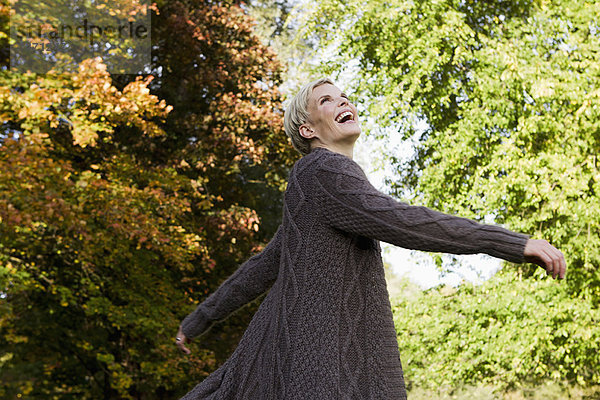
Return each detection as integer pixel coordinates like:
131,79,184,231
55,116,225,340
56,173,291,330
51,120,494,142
180,146,529,400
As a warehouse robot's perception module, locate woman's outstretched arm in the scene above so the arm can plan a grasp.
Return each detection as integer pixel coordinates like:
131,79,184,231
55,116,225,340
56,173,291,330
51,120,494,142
178,224,284,344
314,152,565,278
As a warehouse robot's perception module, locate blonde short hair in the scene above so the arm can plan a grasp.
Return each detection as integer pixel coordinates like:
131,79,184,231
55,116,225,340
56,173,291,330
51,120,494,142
284,78,334,156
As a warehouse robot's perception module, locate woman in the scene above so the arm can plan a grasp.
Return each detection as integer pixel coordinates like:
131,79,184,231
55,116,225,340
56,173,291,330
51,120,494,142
175,78,566,399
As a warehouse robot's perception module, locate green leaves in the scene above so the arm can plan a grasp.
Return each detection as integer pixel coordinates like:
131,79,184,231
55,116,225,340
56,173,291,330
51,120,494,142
0,0,296,398
393,271,600,391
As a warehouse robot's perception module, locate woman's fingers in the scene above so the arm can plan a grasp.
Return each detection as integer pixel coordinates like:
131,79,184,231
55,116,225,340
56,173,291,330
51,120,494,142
543,245,566,279
540,249,556,278
541,248,556,278
554,247,566,279
557,243,567,278
177,341,191,355
523,239,566,280
176,327,192,354
176,338,191,354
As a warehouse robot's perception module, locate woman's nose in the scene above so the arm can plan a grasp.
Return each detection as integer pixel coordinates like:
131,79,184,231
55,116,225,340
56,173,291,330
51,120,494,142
338,97,348,107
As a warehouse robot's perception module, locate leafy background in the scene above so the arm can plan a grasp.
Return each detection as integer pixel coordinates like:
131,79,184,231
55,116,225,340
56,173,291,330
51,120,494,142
1,0,599,398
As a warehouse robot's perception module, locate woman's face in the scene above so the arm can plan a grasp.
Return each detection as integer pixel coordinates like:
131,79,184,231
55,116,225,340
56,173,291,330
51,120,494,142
300,83,361,147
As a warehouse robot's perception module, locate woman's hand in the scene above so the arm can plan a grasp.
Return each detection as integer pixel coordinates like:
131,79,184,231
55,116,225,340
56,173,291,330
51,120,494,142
523,239,566,280
175,326,192,354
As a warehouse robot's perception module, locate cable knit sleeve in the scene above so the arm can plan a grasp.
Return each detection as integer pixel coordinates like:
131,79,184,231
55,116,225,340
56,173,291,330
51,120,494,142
314,153,529,263
180,224,283,339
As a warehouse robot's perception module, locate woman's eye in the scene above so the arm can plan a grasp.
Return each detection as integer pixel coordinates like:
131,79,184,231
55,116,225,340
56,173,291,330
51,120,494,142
320,98,330,104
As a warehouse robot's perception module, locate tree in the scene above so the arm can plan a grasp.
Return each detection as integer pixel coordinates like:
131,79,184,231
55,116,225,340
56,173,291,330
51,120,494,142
0,57,205,399
0,0,297,397
392,270,600,393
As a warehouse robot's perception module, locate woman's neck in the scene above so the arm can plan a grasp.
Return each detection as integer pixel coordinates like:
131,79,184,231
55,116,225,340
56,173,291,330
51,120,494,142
311,144,354,160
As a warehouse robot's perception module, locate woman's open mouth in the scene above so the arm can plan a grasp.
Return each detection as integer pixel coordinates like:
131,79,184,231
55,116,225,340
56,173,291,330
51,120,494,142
335,110,355,124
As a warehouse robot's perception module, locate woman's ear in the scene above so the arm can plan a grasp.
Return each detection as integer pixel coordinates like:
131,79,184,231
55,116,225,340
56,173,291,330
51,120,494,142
299,124,316,140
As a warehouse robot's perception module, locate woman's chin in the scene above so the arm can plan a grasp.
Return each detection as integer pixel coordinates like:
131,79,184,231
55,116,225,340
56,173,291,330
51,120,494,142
337,123,361,134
